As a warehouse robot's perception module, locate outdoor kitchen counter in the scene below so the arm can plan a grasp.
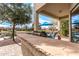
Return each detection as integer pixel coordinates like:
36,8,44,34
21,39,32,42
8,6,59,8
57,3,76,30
17,33,79,56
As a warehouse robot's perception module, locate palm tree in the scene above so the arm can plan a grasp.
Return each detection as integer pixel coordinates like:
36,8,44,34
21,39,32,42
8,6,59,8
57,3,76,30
0,3,32,41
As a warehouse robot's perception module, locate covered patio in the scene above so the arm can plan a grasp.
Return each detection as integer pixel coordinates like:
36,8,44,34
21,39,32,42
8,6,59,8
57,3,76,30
33,3,77,42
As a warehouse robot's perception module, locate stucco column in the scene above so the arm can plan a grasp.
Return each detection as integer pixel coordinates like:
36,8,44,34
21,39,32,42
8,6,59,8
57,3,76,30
34,12,39,31
69,12,72,42
58,19,60,31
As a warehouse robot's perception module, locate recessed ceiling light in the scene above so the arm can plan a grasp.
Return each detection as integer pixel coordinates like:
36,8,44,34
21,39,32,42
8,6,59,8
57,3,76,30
59,10,62,13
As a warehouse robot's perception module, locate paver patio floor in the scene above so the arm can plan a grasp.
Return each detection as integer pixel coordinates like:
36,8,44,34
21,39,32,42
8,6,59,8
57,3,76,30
18,33,79,56
0,34,79,56
0,38,23,56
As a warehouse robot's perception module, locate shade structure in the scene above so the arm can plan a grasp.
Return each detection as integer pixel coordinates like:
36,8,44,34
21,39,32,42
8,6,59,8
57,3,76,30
39,22,53,26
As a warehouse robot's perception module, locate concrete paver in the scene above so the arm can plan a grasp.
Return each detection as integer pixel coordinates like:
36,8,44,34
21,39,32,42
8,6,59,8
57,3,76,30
0,38,23,56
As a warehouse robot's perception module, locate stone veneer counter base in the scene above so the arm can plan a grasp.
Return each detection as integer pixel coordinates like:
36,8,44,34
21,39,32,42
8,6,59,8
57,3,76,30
17,34,79,56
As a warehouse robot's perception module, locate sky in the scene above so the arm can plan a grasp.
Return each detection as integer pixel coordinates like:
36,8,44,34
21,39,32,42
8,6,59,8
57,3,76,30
1,14,79,29
0,14,53,29
0,3,53,29
72,14,79,24
39,14,53,29
0,13,54,29
39,14,53,24
71,14,79,28
0,20,12,28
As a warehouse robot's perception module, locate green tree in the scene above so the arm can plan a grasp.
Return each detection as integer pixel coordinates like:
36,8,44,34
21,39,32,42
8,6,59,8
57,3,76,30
0,3,32,41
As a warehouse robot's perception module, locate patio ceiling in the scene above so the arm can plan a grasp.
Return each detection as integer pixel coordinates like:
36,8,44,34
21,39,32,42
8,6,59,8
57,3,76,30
36,3,72,18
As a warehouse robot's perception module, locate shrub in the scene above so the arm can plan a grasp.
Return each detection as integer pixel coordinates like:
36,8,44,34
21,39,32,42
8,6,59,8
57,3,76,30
60,20,69,36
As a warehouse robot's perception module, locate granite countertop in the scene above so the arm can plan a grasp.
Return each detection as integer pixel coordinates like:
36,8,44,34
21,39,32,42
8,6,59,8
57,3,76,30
17,33,79,56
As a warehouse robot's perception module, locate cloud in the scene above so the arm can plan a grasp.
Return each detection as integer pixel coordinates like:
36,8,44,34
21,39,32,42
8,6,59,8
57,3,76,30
0,24,11,28
39,16,52,24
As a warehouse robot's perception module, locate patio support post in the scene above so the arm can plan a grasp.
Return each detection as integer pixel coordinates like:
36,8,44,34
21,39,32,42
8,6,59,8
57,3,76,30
69,11,72,42
34,12,39,31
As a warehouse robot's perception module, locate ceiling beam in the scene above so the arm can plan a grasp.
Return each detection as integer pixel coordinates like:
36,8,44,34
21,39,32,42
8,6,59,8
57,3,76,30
36,3,47,13
59,15,69,19
40,10,59,19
